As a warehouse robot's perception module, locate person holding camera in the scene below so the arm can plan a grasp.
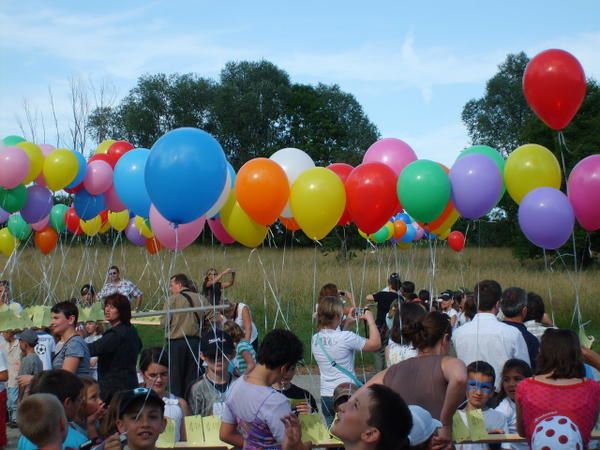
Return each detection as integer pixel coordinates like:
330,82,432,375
311,294,381,427
202,268,235,305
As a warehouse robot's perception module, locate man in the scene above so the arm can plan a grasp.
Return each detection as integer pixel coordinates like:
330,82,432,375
452,280,530,391
161,273,208,398
98,266,143,311
500,287,540,368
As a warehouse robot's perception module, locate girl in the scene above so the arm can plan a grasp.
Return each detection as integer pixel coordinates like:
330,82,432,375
386,302,425,367
495,359,532,450
139,347,190,442
84,321,103,380
223,321,256,375
76,376,106,443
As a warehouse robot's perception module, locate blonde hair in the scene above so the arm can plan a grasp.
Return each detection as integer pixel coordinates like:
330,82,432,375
223,320,244,343
17,393,66,447
317,296,344,330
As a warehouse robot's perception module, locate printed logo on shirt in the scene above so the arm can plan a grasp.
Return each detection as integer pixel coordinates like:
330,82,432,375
35,343,47,356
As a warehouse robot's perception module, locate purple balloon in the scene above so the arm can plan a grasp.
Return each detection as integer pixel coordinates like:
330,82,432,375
518,187,575,250
125,219,146,246
450,154,502,219
0,207,9,224
20,185,53,223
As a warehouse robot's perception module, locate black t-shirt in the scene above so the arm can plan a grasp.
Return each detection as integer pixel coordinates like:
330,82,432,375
203,281,222,305
373,291,403,327
277,383,319,413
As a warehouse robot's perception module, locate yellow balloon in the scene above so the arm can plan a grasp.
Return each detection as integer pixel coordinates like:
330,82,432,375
135,216,153,238
504,144,562,204
358,228,370,240
16,142,43,184
220,191,267,248
438,228,451,240
385,222,395,239
95,139,116,155
99,221,111,234
43,148,78,191
108,210,129,232
397,241,411,251
80,216,102,236
0,228,18,256
290,168,346,241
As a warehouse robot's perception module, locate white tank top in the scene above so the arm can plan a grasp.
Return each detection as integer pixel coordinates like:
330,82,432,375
163,393,184,442
234,303,258,343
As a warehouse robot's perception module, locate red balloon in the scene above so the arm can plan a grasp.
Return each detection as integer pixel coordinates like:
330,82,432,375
35,227,59,255
99,210,109,225
145,237,162,254
279,216,301,231
327,163,354,225
447,230,465,252
65,207,83,235
89,152,119,168
64,182,84,194
107,141,134,159
346,162,399,234
523,49,586,131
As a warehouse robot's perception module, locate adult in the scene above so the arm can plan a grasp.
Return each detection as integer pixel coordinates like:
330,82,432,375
222,301,259,351
524,292,554,341
436,290,458,329
50,301,90,376
386,302,425,367
312,295,381,426
500,287,540,368
162,273,208,398
98,266,143,312
516,329,600,448
88,293,142,402
317,283,357,330
452,280,530,391
456,293,476,328
0,280,22,314
79,284,96,308
202,267,235,305
140,347,190,442
368,311,467,448
0,329,20,428
366,272,403,371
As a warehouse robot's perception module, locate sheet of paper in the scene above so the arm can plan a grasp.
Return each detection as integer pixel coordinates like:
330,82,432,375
156,417,176,448
300,413,330,443
467,409,489,441
452,411,471,442
184,415,206,445
202,415,230,447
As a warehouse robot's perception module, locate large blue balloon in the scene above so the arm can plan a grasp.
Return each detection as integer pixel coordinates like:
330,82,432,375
74,190,105,220
400,224,416,243
66,151,87,189
114,148,151,218
146,128,227,224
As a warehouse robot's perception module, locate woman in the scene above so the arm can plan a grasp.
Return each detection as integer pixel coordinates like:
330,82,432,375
202,267,235,305
312,295,381,426
88,293,142,402
50,300,90,376
222,301,259,351
79,284,96,308
516,329,600,448
367,311,467,448
386,302,426,367
140,347,190,442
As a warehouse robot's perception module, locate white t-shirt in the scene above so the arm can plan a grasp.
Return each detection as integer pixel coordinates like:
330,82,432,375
311,329,366,396
495,398,529,450
444,308,458,328
0,348,8,392
386,340,417,367
35,332,56,371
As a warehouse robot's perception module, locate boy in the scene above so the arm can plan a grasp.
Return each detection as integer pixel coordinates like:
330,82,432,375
272,362,318,415
16,329,43,400
455,361,509,450
187,329,238,417
17,393,68,450
220,329,307,449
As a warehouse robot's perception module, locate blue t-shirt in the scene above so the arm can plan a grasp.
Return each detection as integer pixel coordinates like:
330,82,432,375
18,423,87,449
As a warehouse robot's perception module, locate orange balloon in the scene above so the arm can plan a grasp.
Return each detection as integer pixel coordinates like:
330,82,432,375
146,237,162,254
393,220,407,239
235,158,289,225
427,200,460,234
279,216,300,231
35,227,58,255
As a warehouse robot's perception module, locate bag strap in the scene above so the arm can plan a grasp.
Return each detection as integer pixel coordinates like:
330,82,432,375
316,333,363,386
178,290,202,329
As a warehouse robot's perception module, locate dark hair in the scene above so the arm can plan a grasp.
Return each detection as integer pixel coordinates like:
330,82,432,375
139,347,169,373
51,301,79,324
418,289,430,301
0,280,9,287
525,292,545,322
100,391,124,436
80,284,95,296
401,281,415,295
388,273,401,291
30,369,84,404
536,328,585,379
403,311,451,351
109,265,120,273
467,360,496,385
170,273,190,288
257,329,303,370
500,287,527,318
391,302,426,345
462,293,477,321
367,384,412,450
104,293,132,324
473,280,502,312
318,283,339,300
498,359,532,401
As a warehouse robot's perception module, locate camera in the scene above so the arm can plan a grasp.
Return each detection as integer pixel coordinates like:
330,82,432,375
353,307,366,317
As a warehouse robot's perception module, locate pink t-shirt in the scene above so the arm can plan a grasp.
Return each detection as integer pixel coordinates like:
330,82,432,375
516,378,600,446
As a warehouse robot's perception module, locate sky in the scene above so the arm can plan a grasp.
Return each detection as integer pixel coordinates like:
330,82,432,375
0,1,598,166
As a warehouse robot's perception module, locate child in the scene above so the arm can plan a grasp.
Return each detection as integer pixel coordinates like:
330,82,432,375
272,363,318,415
76,376,106,445
16,329,43,400
2,329,20,428
223,320,256,375
455,361,509,450
437,290,458,328
494,359,532,450
219,329,305,449
84,321,103,380
17,393,68,450
188,329,237,417
409,405,442,450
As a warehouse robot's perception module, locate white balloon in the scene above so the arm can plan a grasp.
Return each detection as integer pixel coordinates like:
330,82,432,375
270,148,315,218
206,170,232,218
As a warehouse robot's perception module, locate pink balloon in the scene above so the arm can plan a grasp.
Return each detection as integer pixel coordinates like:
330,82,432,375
0,146,30,189
208,217,236,244
567,154,600,232
38,144,55,156
363,138,417,177
149,204,206,250
84,160,113,195
104,185,127,212
31,215,50,231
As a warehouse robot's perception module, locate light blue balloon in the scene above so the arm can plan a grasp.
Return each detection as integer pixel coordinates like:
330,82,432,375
146,128,227,225
397,213,412,224
114,148,151,218
66,151,87,189
226,161,236,188
400,224,416,243
73,190,105,220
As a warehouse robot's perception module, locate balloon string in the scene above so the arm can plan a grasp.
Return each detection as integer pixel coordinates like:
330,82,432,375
542,249,557,327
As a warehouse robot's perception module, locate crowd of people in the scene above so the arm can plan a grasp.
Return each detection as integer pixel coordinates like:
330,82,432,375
0,268,599,450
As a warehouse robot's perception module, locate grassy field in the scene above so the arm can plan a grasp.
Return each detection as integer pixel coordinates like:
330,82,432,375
2,242,599,359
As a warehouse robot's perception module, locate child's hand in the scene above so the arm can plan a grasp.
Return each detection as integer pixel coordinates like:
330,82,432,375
432,425,452,450
294,401,311,415
488,428,505,434
16,374,33,387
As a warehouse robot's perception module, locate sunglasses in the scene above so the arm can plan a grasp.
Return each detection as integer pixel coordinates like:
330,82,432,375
108,271,118,275
467,380,494,395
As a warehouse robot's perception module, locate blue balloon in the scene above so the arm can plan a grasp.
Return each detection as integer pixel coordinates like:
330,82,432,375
146,128,227,224
226,161,236,188
114,148,151,218
74,190,105,220
397,213,412,224
400,224,416,243
66,151,87,189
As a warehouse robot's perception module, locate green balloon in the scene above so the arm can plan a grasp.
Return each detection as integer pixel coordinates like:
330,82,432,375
0,184,27,213
49,204,69,233
7,213,31,240
458,145,506,200
2,135,26,146
371,225,390,244
397,160,451,223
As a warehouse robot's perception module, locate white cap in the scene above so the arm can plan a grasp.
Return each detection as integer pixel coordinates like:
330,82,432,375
531,415,583,450
408,405,442,446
